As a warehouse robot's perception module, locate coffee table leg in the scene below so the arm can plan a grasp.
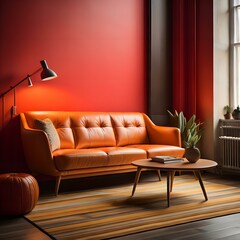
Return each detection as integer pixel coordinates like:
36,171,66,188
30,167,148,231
156,170,161,181
170,171,175,192
131,167,142,196
167,171,171,207
195,171,208,201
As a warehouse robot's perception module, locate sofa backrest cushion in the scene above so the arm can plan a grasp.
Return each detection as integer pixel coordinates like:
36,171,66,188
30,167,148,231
110,113,149,146
71,113,116,148
24,112,75,149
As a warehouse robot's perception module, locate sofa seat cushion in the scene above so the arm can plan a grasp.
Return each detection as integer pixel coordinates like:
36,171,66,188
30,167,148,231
129,144,185,158
96,147,147,166
53,149,108,171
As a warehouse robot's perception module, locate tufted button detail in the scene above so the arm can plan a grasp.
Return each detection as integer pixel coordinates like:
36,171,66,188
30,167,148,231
83,120,90,128
134,121,141,127
123,121,130,128
97,120,106,128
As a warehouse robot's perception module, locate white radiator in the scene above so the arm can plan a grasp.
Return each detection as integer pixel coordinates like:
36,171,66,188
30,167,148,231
219,120,240,170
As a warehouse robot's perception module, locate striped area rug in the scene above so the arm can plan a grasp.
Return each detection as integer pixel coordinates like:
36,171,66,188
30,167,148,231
25,174,240,240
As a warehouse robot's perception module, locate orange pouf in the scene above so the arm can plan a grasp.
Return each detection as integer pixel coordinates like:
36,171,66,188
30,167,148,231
0,173,39,216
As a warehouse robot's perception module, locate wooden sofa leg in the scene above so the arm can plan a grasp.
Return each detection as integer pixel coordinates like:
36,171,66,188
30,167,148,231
55,176,61,196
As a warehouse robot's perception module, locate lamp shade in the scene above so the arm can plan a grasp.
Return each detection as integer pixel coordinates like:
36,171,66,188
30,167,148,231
40,60,57,81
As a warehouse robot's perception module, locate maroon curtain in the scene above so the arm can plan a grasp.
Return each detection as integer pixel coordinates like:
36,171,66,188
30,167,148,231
172,0,197,119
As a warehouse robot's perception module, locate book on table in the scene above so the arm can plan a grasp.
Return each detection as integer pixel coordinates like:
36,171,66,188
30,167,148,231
151,156,184,163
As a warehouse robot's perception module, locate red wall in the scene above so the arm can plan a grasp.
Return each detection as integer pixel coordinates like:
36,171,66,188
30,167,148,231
0,0,147,114
0,0,146,172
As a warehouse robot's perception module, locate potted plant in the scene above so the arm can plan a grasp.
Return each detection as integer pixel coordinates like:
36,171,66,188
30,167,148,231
183,116,202,163
223,105,231,119
167,110,203,163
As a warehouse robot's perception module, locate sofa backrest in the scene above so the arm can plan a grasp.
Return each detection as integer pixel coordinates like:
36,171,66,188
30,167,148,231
22,111,149,149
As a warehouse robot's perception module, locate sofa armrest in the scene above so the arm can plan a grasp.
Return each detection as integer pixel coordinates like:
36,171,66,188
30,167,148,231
143,114,182,147
20,113,59,176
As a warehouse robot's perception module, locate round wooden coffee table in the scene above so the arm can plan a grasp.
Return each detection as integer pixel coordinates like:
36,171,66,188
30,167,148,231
131,158,217,207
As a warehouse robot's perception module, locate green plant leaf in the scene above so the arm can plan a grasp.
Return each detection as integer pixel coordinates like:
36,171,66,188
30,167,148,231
167,110,203,148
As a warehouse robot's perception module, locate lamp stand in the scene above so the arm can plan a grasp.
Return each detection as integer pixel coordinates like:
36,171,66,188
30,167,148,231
12,87,17,116
0,60,57,128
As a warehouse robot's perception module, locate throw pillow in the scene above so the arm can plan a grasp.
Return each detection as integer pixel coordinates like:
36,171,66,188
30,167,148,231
35,118,60,151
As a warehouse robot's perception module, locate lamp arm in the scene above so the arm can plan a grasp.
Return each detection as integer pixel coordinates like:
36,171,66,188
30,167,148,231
29,67,42,78
0,67,42,98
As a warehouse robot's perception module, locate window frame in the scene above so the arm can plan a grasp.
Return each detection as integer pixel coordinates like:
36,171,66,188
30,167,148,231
230,0,240,108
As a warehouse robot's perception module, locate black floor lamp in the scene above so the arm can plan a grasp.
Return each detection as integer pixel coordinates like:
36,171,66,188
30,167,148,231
0,60,57,127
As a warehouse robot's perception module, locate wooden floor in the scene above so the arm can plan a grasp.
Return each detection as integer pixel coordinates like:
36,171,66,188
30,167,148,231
1,172,240,240
0,217,52,240
113,213,240,240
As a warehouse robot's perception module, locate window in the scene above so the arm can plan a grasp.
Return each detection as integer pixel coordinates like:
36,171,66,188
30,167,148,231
230,0,240,108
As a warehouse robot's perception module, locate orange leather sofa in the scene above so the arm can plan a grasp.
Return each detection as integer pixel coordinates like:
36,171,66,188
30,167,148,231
20,111,185,195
